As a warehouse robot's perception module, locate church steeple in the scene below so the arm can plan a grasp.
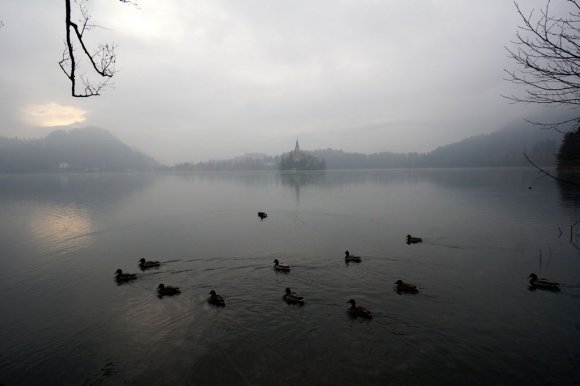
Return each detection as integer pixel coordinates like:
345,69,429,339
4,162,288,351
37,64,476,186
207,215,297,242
295,139,300,152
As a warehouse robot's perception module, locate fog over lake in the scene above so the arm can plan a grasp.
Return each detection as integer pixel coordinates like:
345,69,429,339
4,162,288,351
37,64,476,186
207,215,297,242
1,169,580,385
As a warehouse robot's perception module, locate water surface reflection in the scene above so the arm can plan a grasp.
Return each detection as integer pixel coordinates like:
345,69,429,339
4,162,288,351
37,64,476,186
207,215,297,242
1,169,579,386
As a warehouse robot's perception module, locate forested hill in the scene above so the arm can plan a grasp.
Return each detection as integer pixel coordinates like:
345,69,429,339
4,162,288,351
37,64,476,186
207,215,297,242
309,123,561,169
0,122,562,173
422,122,560,167
0,127,159,173
171,124,561,171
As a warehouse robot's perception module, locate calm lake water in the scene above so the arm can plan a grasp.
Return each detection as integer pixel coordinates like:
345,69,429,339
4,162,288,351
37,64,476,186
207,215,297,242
1,169,580,386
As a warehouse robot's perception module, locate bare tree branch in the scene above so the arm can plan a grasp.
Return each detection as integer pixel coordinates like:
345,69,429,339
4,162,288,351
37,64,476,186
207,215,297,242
524,152,579,184
523,116,580,132
505,0,580,129
59,0,135,97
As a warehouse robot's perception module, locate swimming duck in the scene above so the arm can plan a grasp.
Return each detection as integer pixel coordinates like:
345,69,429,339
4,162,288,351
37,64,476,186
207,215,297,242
395,279,418,294
344,250,362,263
114,269,137,282
274,259,291,272
139,258,160,270
406,235,422,244
157,283,181,296
347,299,372,318
208,290,226,306
258,211,268,220
528,273,560,290
283,287,304,304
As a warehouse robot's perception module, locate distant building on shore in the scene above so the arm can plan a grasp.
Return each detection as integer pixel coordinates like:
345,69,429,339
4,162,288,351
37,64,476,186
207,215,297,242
279,139,325,170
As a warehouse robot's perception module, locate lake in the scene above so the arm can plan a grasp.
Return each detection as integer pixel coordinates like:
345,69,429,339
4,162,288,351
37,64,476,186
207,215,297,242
1,169,579,386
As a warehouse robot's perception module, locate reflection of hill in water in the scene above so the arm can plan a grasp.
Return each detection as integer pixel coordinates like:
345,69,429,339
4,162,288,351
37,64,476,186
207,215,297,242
0,173,158,257
0,173,156,207
173,168,554,190
172,170,330,188
273,169,567,221
278,168,540,190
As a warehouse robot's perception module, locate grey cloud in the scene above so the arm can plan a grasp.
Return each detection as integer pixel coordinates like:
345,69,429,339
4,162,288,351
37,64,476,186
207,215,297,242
0,0,571,163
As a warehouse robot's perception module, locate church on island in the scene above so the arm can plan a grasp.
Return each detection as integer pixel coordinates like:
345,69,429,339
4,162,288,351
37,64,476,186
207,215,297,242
278,140,326,170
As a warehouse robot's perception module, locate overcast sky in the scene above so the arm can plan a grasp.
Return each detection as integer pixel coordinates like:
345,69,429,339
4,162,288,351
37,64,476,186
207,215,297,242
0,0,569,164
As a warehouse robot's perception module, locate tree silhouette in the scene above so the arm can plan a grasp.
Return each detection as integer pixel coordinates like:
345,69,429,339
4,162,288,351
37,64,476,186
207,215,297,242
505,0,580,131
557,129,580,170
59,0,134,97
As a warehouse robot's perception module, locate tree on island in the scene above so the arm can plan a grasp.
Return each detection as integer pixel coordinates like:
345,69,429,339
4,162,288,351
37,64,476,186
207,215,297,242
278,152,326,171
506,0,580,176
278,140,326,170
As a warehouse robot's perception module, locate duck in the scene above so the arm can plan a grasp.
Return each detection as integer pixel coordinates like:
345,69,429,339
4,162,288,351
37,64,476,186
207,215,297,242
406,235,422,244
283,287,304,304
274,259,291,272
139,258,160,270
347,299,372,318
258,211,268,220
157,283,181,296
528,273,560,290
395,279,418,294
114,269,137,282
208,290,226,306
344,250,362,263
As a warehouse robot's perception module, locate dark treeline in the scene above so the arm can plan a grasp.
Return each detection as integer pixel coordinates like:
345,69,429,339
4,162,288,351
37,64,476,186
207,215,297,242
172,124,560,171
279,151,326,170
172,155,277,172
308,149,420,169
558,129,580,171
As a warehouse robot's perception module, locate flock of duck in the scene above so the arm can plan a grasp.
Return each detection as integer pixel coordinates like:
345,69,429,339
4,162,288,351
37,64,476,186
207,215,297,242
115,254,401,317
273,253,421,317
114,213,561,318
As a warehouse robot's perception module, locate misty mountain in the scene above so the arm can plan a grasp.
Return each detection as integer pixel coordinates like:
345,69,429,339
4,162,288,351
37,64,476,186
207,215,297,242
309,122,561,169
421,121,561,167
0,127,159,173
0,122,563,173
172,121,562,171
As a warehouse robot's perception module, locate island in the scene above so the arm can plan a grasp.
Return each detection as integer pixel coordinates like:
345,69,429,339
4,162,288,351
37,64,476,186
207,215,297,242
278,140,326,171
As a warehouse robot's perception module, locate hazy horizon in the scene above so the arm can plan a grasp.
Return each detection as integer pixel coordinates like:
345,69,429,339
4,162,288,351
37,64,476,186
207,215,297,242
1,0,574,163
0,116,563,166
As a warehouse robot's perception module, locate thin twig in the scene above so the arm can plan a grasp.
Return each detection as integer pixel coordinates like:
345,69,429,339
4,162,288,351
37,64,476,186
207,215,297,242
524,152,579,185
